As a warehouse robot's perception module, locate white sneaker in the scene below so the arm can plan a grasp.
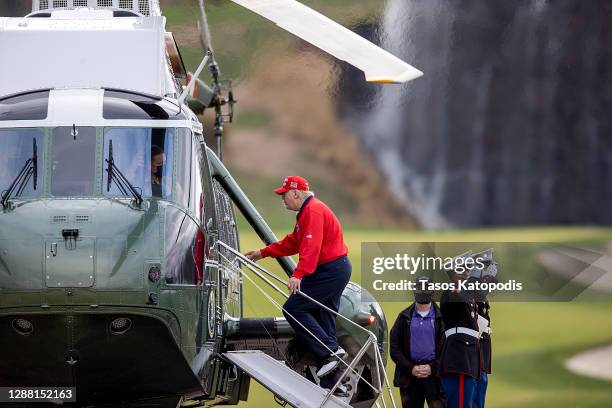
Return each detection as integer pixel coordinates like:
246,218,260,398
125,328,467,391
323,384,349,397
316,348,345,378
317,357,340,378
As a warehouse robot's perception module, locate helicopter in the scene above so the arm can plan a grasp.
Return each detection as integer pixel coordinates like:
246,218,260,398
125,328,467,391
0,0,422,407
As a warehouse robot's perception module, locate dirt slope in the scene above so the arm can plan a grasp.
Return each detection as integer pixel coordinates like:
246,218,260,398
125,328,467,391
219,49,415,227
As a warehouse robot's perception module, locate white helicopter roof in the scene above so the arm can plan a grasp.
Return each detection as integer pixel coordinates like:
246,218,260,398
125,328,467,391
31,0,161,16
0,8,171,98
1,0,423,104
0,88,200,131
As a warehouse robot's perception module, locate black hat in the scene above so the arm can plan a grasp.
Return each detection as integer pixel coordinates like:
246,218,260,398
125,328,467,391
414,276,434,304
444,250,473,280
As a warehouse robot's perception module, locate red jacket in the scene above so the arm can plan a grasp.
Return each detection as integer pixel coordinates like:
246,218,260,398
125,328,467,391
260,196,348,279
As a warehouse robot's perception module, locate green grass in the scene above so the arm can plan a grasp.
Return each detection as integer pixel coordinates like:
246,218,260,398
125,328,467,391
235,227,612,407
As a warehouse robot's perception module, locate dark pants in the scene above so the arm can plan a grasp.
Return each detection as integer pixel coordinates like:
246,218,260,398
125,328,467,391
399,377,443,408
441,374,477,408
283,256,351,366
473,371,488,408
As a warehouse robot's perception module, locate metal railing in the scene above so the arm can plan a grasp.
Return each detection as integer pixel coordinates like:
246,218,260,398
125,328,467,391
216,241,397,408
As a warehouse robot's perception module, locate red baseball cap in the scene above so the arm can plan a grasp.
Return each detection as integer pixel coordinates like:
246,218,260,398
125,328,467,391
274,176,310,195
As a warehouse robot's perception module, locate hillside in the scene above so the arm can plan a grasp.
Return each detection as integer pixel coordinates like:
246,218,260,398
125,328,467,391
163,0,417,228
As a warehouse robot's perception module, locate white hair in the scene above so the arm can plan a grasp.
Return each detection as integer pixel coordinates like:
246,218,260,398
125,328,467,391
296,190,314,199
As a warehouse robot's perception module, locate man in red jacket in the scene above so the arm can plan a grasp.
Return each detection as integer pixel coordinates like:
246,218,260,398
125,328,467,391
245,176,351,381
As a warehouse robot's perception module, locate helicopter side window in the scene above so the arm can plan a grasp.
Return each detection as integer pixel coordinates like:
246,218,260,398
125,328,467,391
190,138,205,223
51,127,96,197
173,129,207,218
0,129,44,199
190,137,208,285
174,130,192,206
165,132,206,285
164,206,200,285
102,128,174,199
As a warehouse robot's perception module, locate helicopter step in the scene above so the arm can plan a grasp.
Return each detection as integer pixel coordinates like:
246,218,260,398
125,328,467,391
223,350,350,408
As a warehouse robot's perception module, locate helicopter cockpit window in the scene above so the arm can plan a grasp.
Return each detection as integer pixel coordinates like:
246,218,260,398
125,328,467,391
0,90,49,121
102,128,174,199
51,127,96,197
102,90,186,120
0,129,44,199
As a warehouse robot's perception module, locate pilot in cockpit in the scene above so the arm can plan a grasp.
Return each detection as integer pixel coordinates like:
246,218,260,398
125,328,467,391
151,145,165,198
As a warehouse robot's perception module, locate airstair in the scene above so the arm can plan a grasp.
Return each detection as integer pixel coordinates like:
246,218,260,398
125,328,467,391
216,241,397,408
224,350,350,408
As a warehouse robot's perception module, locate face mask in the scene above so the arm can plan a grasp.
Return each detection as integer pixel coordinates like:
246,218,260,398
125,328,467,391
155,165,163,177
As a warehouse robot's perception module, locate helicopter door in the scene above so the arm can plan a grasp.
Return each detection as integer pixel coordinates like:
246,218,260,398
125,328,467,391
209,178,248,404
211,178,241,319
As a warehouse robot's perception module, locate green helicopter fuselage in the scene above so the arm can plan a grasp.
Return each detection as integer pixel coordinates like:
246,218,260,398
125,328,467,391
0,88,387,408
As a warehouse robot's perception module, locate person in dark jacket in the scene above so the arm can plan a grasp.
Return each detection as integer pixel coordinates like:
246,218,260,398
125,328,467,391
468,249,497,408
439,251,481,408
390,276,444,408
473,296,491,408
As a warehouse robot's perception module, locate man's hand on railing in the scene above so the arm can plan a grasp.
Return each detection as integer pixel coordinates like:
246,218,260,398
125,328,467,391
244,250,262,261
287,277,301,294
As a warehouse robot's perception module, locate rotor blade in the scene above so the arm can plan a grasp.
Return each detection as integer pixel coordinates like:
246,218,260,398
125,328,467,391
197,0,214,55
229,0,423,84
